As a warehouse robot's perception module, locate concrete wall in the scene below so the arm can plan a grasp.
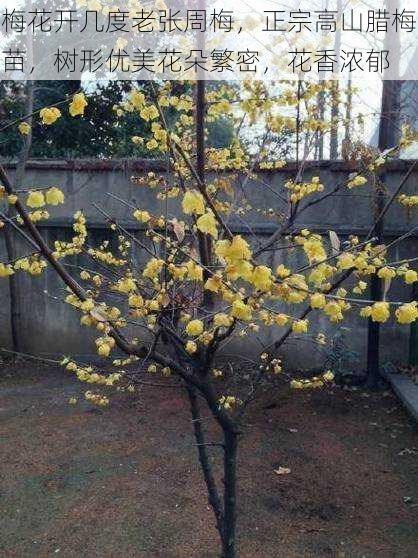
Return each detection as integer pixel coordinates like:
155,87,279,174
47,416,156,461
0,159,417,369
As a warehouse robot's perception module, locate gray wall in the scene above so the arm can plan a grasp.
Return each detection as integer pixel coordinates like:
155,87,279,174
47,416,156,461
1,159,417,369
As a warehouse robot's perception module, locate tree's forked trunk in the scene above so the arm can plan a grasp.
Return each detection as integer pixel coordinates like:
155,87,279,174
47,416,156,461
221,430,238,558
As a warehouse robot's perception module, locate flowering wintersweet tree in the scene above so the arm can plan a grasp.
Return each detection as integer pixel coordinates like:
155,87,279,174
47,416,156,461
0,80,417,557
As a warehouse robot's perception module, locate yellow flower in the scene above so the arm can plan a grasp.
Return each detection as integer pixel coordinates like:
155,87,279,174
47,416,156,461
133,209,150,223
353,280,367,294
310,293,326,309
231,299,252,321
276,264,291,278
146,139,158,150
303,238,326,263
182,190,205,215
324,301,343,322
132,136,144,145
39,107,61,125
18,122,31,135
140,105,159,121
0,263,14,277
219,395,238,410
186,260,203,282
186,319,204,337
216,235,251,263
45,187,65,206
8,195,17,205
205,275,222,293
347,175,367,189
113,276,136,294
129,294,144,308
398,194,418,208
197,212,218,238
226,260,253,281
323,370,334,382
370,302,390,323
69,92,88,117
404,270,417,284
360,306,371,318
337,253,355,271
129,89,145,109
290,380,304,389
169,264,187,281
395,302,418,324
98,343,111,357
251,265,273,291
213,313,232,328
292,319,309,333
185,340,197,354
68,397,77,405
148,300,160,312
26,191,45,208
275,313,289,326
377,267,396,280
143,258,164,279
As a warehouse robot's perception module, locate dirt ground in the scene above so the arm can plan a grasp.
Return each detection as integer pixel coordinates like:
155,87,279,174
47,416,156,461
0,363,417,558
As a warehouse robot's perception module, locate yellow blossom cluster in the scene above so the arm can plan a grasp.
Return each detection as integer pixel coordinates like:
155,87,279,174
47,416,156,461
26,187,65,209
62,357,122,388
398,194,418,208
3,80,417,416
219,395,241,410
295,231,327,264
182,190,205,215
16,210,50,224
95,335,116,357
18,122,31,135
360,302,390,323
87,248,126,266
185,319,204,337
395,302,418,324
196,211,218,238
291,370,334,389
0,263,14,277
40,107,61,125
285,176,324,203
347,175,367,189
69,93,88,117
85,392,109,406
14,257,47,275
54,211,87,258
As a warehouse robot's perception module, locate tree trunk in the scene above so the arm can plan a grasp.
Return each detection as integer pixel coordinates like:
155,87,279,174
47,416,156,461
187,386,223,536
221,430,238,558
4,78,34,354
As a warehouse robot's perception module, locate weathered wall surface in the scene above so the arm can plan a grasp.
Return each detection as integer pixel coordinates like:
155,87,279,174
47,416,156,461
0,159,417,369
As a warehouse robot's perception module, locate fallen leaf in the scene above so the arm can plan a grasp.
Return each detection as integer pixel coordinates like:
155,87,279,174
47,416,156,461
274,467,291,475
90,307,109,322
329,230,340,255
170,218,185,242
